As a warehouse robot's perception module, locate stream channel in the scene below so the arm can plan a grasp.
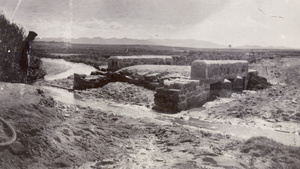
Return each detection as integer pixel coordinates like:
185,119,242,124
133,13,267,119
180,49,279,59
41,58,300,146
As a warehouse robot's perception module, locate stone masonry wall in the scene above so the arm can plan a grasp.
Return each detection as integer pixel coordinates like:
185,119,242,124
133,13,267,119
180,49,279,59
153,79,209,113
191,60,248,83
108,55,173,71
153,60,251,113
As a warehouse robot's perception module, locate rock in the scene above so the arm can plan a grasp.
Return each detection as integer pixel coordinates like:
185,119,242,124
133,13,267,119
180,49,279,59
39,97,55,107
62,129,71,136
266,119,276,123
154,156,165,162
247,74,271,90
64,114,71,117
98,159,114,165
202,157,217,164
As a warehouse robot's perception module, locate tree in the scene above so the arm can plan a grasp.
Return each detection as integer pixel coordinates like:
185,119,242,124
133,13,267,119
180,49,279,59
0,13,45,83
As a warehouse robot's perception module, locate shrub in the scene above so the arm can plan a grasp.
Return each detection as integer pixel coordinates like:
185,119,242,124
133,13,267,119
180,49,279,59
0,12,45,83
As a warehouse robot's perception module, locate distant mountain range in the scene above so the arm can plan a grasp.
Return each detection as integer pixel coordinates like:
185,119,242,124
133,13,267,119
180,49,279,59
36,37,226,48
36,37,291,49
235,45,288,49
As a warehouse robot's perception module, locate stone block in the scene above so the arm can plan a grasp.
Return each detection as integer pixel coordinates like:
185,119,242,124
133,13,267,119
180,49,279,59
191,60,248,83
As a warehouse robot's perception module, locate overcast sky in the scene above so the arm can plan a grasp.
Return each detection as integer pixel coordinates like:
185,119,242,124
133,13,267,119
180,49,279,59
1,0,299,48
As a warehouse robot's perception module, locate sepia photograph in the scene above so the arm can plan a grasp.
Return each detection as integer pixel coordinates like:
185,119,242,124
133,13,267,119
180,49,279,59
0,0,300,168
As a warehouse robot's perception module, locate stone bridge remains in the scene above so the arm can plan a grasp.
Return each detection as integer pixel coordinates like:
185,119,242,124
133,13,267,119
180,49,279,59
77,55,254,113
153,60,250,113
108,55,173,71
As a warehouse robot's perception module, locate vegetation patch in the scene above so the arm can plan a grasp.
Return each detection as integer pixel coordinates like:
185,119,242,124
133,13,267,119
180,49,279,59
0,13,45,83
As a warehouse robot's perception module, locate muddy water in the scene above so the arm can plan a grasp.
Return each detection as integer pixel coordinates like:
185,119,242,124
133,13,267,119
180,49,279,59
41,58,97,80
42,86,161,120
42,58,300,146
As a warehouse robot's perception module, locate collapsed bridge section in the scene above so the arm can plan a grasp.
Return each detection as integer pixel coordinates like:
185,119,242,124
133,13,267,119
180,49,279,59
153,60,250,113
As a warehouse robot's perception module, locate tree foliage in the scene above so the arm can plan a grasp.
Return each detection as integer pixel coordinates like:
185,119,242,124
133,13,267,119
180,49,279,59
0,13,45,83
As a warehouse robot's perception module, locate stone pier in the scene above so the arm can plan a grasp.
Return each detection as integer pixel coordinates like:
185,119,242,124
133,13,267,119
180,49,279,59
153,79,209,113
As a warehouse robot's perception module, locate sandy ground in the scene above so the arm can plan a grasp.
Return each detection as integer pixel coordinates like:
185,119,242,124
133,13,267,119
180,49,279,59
1,57,300,168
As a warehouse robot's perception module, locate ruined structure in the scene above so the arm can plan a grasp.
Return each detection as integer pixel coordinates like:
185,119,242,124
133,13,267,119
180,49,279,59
108,55,173,71
191,60,248,83
153,60,250,113
74,55,261,113
73,74,108,90
153,79,210,113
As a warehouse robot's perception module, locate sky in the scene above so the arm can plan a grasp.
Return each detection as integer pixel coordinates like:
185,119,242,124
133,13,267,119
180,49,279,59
0,0,299,48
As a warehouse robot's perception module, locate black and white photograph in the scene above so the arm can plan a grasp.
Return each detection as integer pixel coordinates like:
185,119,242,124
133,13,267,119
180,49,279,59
0,0,300,168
